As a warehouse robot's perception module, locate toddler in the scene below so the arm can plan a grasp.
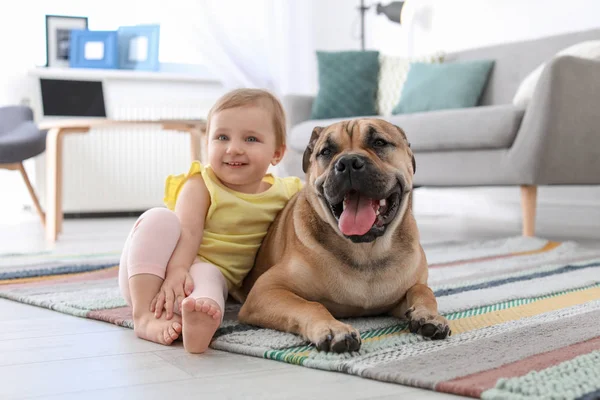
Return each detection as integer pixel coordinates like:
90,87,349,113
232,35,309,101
118,89,302,353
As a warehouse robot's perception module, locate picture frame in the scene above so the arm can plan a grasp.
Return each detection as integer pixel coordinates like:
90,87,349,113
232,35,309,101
45,15,89,68
117,24,160,71
69,30,119,69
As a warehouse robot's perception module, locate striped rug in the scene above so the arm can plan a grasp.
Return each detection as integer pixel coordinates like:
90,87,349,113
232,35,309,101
1,236,600,399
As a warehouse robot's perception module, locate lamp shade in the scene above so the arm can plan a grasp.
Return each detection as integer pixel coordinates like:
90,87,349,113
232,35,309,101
376,1,405,24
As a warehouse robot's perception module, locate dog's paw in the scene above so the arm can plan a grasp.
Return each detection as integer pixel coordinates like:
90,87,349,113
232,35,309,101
308,321,361,353
405,307,451,340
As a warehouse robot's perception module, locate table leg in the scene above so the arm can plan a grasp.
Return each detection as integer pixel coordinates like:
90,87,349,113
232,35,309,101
188,125,207,163
45,128,62,242
201,129,208,163
189,128,201,162
45,127,90,242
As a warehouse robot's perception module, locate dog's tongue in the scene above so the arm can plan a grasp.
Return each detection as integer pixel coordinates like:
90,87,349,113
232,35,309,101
339,192,377,236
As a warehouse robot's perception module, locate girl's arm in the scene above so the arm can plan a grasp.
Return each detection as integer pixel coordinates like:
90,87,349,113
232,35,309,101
168,174,211,272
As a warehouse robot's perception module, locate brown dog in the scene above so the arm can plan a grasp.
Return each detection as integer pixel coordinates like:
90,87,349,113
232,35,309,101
237,118,450,353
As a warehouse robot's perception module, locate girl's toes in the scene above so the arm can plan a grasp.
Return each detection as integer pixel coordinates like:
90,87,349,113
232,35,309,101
182,298,195,313
168,326,176,339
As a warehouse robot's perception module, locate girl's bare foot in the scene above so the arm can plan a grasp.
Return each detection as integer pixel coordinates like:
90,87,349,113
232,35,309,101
181,297,222,353
133,312,182,345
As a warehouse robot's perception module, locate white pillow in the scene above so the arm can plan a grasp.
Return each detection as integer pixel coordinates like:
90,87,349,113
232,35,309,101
513,40,600,108
377,52,445,116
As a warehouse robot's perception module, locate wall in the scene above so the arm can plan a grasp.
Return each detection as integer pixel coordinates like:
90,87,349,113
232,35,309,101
311,0,600,57
411,0,600,55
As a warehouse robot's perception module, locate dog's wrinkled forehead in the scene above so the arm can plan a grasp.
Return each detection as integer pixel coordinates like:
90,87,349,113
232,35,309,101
302,118,416,176
319,119,410,149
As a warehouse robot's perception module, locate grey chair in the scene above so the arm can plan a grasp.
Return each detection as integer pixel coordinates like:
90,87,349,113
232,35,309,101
0,105,46,225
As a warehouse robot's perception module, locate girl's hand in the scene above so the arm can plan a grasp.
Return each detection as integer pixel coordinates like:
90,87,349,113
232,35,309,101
150,268,194,319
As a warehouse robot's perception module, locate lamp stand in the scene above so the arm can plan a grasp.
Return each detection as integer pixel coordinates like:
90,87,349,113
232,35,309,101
358,0,369,50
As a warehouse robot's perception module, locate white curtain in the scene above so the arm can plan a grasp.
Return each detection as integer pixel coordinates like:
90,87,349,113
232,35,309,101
173,0,315,96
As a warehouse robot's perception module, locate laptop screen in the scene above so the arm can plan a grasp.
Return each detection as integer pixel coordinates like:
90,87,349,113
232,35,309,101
40,78,107,117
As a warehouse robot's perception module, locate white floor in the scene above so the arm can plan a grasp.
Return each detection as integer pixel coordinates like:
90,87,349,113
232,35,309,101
1,201,599,400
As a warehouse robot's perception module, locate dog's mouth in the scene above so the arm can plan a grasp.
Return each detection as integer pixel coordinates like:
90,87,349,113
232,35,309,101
326,187,402,239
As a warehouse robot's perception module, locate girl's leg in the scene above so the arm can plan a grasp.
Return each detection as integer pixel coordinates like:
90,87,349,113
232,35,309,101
119,207,183,345
181,262,229,353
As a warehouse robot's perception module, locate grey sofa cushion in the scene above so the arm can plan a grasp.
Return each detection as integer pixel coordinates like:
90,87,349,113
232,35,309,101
288,105,525,153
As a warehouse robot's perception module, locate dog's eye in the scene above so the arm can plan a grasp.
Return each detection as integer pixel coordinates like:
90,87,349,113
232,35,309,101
320,148,332,156
373,139,387,147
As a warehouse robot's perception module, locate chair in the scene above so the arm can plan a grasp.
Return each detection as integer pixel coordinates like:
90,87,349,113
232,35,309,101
0,105,46,225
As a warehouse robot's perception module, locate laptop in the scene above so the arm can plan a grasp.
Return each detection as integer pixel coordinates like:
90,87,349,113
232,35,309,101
39,78,108,120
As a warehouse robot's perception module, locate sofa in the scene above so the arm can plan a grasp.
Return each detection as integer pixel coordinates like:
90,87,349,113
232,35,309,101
279,28,600,237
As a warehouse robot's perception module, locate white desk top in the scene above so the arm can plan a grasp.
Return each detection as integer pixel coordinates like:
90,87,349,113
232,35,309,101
38,118,206,130
29,67,220,84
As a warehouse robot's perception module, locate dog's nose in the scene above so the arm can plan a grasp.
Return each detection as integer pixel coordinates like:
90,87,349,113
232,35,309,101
335,155,366,173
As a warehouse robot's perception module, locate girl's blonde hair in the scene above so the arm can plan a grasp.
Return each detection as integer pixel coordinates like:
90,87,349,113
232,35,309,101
206,88,287,148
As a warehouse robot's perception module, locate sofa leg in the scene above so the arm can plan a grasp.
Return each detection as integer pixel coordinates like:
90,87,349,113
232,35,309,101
520,185,537,237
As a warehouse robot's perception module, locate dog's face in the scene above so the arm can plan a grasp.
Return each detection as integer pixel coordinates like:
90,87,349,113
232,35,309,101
302,119,416,243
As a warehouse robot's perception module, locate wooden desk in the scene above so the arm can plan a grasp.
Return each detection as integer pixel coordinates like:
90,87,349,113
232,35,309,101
39,119,207,242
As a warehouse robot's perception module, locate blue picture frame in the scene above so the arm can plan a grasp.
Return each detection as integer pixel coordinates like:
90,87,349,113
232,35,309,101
69,30,118,69
117,24,160,71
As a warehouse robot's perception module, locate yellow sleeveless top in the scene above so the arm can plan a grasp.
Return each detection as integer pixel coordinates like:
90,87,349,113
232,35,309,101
163,161,302,289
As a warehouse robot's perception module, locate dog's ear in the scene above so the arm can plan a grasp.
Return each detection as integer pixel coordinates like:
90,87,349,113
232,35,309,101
394,124,416,175
407,142,416,175
393,124,408,141
302,126,324,174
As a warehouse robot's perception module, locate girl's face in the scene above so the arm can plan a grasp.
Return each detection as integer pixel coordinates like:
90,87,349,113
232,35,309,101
207,105,284,193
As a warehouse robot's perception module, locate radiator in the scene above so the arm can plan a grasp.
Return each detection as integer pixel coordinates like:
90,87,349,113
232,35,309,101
34,100,218,213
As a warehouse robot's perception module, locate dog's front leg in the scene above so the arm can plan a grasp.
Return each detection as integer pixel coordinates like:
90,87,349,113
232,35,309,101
238,277,361,353
390,283,451,340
